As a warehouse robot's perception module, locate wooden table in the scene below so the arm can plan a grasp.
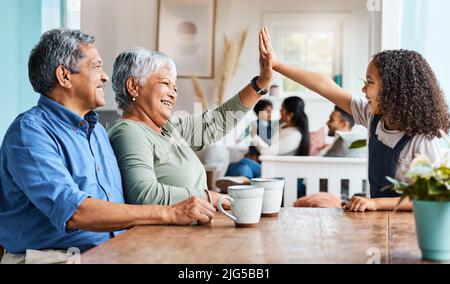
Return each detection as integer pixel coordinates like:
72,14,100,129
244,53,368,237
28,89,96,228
81,208,445,264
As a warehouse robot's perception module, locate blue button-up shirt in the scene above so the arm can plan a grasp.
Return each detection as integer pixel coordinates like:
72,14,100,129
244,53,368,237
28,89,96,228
0,95,125,254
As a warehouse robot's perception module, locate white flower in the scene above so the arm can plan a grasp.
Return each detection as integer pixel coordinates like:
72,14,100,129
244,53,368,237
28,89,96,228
441,149,450,167
405,165,434,180
410,154,432,169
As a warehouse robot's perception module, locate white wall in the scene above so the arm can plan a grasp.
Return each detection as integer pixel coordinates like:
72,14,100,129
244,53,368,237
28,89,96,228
81,0,370,130
81,0,158,111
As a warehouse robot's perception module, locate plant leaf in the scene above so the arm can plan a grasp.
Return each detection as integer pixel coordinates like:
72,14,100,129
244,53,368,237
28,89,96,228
428,178,448,196
415,178,429,200
394,191,411,213
349,139,367,149
385,176,409,191
386,176,406,187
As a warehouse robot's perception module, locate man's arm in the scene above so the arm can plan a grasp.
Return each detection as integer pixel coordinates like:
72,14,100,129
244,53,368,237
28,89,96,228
6,121,214,234
67,197,216,231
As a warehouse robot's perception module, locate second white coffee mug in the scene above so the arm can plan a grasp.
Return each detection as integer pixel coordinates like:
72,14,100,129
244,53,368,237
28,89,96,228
251,178,285,217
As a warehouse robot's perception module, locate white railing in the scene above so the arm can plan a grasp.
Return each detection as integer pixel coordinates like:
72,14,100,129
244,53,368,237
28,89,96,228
260,156,368,207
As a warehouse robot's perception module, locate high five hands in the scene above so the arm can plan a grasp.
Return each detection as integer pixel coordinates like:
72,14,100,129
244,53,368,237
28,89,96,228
257,27,277,89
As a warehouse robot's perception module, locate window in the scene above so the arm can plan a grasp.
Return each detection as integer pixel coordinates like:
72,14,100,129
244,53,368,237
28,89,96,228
263,13,349,97
0,0,66,142
281,30,335,93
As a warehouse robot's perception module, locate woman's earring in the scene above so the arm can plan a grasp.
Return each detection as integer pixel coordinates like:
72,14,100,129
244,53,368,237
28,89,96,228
132,97,136,101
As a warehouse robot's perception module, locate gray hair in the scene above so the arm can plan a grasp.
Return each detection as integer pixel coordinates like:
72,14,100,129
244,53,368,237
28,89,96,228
112,48,177,114
28,29,95,95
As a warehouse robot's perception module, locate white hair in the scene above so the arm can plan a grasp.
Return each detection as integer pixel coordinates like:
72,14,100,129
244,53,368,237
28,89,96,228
111,47,177,114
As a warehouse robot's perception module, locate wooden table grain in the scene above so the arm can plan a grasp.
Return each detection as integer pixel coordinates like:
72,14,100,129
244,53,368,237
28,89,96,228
81,208,448,264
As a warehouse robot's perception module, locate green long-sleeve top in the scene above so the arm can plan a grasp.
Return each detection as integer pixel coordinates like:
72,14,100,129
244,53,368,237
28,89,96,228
107,93,251,205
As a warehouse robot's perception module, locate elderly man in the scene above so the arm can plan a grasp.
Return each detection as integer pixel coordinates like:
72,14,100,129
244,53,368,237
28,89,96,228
0,29,215,264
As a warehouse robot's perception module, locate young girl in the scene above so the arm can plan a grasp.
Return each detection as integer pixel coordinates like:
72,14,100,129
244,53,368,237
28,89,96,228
259,27,450,212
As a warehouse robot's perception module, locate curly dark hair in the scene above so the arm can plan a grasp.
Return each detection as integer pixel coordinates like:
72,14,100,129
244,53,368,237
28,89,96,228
372,50,450,138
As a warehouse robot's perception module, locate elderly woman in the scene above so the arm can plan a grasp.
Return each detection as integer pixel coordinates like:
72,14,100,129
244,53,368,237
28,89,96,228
107,31,273,207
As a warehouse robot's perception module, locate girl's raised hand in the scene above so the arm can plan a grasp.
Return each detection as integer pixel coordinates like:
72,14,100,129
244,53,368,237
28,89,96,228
259,27,279,70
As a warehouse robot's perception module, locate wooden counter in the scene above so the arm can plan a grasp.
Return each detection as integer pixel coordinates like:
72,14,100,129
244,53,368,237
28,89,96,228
81,208,445,264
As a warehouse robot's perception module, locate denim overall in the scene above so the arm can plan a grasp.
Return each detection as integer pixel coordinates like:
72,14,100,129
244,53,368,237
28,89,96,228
369,115,412,198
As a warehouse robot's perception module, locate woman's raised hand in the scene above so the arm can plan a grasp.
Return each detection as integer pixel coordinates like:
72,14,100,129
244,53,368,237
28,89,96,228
260,28,278,66
258,27,276,88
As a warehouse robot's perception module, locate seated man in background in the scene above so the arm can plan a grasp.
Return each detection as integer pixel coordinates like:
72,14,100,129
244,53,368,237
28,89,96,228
320,106,367,157
296,107,367,208
0,29,215,264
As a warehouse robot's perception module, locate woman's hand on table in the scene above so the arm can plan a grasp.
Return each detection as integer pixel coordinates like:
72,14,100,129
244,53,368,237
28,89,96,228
169,197,216,225
344,196,378,212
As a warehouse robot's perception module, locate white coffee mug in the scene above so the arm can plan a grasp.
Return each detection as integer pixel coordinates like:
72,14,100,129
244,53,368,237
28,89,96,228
251,178,285,217
217,185,264,227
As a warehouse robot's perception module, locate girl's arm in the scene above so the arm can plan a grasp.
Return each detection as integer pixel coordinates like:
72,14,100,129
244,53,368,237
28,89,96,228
374,197,413,211
345,196,413,212
274,63,353,114
261,27,353,114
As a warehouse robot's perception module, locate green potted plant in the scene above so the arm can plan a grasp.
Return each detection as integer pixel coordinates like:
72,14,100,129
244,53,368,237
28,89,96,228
387,133,450,261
